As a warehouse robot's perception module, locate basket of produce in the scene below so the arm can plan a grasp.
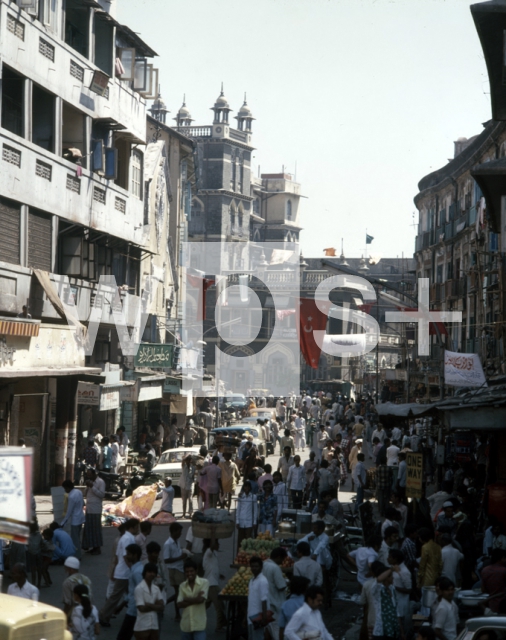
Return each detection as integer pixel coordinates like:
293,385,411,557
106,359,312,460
220,566,252,597
234,548,294,569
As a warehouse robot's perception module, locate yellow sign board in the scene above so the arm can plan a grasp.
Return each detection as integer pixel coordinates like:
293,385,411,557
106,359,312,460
406,452,424,499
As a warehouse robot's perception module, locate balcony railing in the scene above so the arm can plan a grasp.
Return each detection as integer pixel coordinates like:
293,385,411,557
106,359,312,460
178,126,212,138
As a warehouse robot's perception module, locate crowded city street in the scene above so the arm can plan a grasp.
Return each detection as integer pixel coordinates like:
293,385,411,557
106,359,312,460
1,1,506,640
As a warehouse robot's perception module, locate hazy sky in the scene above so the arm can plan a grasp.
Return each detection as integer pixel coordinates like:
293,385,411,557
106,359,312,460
119,0,491,261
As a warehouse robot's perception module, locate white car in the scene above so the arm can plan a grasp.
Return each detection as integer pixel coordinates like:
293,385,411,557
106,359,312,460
151,447,201,494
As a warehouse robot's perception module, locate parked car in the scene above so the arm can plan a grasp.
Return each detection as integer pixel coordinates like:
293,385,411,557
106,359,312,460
0,594,72,640
151,447,201,495
210,425,266,459
456,617,506,640
220,394,249,412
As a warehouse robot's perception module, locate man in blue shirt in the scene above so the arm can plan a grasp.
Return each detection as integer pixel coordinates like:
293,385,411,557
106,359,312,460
278,575,310,636
47,523,76,562
116,544,143,640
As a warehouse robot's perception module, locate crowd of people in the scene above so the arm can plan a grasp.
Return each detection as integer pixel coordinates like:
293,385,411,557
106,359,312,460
1,389,501,640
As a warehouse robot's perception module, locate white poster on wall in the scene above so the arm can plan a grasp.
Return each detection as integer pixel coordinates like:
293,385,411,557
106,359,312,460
444,350,487,387
0,447,33,543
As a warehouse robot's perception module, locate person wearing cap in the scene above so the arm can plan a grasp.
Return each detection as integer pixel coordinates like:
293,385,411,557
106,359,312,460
182,420,198,447
62,556,92,617
436,502,457,534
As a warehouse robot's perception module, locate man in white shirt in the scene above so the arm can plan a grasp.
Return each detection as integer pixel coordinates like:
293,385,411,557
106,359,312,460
263,548,289,640
386,440,400,488
293,541,323,586
286,455,306,510
347,537,382,586
391,425,403,444
164,522,188,620
60,480,86,560
111,435,121,473
294,412,306,451
433,578,459,640
316,425,329,462
273,472,289,521
353,453,367,511
440,534,464,585
248,557,270,640
83,468,106,555
99,518,140,625
372,424,386,445
7,563,39,601
284,585,333,640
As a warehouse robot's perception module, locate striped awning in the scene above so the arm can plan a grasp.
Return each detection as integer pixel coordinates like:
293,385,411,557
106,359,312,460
0,320,40,337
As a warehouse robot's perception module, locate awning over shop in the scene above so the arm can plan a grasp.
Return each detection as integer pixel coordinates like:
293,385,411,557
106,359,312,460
136,374,165,402
376,401,438,418
0,366,102,378
0,318,40,337
435,383,506,429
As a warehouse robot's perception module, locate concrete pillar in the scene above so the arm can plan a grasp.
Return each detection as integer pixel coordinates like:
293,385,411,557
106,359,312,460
66,377,78,481
55,377,78,485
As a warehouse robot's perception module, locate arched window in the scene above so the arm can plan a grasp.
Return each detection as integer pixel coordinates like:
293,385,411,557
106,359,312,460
231,154,236,190
239,157,244,193
286,199,292,220
230,206,235,230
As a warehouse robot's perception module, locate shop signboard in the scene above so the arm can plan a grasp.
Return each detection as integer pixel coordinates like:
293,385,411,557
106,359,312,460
406,452,423,499
134,344,174,368
444,350,486,387
137,381,163,402
0,447,33,543
99,388,120,411
77,382,100,406
164,377,181,395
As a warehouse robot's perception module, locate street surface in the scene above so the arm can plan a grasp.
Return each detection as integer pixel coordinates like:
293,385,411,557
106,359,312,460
29,446,363,639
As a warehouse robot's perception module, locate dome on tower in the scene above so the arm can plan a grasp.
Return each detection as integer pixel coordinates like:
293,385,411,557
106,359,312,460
151,95,168,111
238,99,252,118
177,101,192,119
214,87,230,110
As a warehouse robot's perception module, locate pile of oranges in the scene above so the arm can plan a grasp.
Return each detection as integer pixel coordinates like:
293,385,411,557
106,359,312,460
220,566,252,596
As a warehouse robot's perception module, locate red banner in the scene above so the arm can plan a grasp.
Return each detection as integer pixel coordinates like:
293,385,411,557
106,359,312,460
298,298,329,369
187,274,215,321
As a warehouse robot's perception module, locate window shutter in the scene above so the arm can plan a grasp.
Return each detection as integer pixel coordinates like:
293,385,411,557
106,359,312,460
91,139,104,172
0,197,21,265
133,58,147,92
62,237,82,276
28,210,52,271
185,182,192,220
104,147,118,179
117,48,136,81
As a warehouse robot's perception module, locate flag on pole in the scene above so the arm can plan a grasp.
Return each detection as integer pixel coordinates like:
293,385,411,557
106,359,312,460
366,234,374,244
323,247,336,256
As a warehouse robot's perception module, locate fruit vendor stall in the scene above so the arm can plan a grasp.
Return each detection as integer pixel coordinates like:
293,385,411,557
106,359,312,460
233,532,294,570
219,567,251,640
219,532,293,640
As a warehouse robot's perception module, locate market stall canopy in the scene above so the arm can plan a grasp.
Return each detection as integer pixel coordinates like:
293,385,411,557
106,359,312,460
376,402,438,418
435,383,506,429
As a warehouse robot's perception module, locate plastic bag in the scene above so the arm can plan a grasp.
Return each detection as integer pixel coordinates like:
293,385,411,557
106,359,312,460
108,484,158,520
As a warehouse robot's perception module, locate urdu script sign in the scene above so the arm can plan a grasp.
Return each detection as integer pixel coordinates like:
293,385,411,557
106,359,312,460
134,344,174,369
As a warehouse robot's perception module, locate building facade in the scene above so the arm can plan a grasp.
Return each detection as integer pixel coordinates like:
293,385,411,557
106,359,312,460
0,0,188,488
413,119,506,397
